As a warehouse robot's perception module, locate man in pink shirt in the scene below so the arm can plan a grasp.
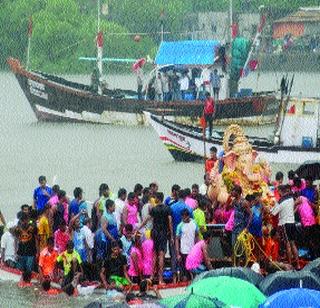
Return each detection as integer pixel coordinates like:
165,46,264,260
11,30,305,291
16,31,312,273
185,188,198,210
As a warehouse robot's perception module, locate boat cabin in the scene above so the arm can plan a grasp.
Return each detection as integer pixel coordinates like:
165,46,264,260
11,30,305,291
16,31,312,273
153,40,230,100
280,97,320,148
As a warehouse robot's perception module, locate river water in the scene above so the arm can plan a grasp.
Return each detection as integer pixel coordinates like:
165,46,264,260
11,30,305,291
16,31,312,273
0,70,319,307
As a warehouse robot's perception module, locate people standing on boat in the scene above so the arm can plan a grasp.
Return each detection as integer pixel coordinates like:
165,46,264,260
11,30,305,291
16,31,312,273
203,92,215,138
171,71,180,101
33,175,52,213
179,72,190,100
136,67,144,100
91,67,100,93
211,69,221,101
200,67,211,94
115,188,127,232
162,72,170,102
37,204,51,252
154,73,163,101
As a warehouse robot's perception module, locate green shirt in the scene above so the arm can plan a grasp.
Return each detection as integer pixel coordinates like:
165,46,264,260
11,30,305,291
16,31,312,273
193,208,207,240
57,250,82,276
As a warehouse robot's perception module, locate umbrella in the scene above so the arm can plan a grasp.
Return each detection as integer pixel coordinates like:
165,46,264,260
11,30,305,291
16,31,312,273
260,288,320,308
189,276,266,308
132,58,146,71
193,266,263,287
302,258,320,278
84,302,129,308
160,289,226,308
295,161,320,180
259,270,320,296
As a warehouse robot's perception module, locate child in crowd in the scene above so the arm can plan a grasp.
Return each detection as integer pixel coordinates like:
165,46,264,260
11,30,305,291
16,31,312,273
120,224,133,262
141,231,155,279
54,220,70,254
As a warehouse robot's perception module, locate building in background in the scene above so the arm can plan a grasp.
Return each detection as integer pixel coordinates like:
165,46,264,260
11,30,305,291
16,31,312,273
273,7,320,39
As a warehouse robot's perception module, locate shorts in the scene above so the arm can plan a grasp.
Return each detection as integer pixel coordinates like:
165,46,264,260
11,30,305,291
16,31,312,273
279,223,296,242
151,229,168,253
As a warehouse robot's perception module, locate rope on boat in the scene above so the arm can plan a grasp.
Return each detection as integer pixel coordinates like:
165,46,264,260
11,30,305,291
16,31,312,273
233,229,283,271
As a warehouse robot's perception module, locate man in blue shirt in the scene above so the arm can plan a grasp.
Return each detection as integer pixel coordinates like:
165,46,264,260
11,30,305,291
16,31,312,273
170,189,193,235
164,184,180,207
69,187,83,222
33,175,52,212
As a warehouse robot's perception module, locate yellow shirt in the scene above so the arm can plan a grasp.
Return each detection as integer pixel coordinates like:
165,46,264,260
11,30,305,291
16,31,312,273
38,216,50,251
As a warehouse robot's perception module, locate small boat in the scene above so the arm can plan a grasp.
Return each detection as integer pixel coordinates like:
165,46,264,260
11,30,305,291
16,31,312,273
145,96,320,164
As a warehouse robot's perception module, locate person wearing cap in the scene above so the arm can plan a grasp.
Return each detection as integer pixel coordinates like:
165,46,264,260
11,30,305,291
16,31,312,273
1,221,17,268
33,176,52,212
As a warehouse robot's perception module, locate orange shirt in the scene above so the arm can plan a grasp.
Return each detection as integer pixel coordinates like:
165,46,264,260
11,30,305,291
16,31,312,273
39,247,58,276
205,158,217,174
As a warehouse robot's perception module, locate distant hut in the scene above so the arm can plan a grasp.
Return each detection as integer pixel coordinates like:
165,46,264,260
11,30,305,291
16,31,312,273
273,7,320,39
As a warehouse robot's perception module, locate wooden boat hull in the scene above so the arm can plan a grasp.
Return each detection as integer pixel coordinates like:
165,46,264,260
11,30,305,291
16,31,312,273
145,112,320,165
7,58,279,126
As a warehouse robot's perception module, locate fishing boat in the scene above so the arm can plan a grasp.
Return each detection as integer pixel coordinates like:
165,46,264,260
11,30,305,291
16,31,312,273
145,96,320,164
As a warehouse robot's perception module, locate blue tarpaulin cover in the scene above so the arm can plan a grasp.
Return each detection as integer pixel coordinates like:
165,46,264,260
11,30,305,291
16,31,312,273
155,40,220,65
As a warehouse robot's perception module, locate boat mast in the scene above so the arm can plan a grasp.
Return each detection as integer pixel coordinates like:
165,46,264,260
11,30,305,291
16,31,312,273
26,16,33,70
97,0,103,94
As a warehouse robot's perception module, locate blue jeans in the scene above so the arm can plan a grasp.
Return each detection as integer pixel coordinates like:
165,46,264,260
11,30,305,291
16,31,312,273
191,264,207,274
18,256,34,273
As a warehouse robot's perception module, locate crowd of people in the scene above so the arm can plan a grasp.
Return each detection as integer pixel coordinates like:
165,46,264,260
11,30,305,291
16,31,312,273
0,159,320,298
136,66,222,102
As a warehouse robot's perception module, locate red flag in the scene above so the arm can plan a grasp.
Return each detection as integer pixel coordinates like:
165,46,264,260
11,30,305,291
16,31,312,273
96,31,103,48
231,23,238,38
199,115,206,129
258,15,266,33
28,16,33,37
248,59,259,71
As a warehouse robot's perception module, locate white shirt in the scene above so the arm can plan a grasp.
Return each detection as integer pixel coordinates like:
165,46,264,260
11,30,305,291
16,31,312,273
271,197,295,226
179,76,189,91
176,219,198,254
201,68,211,83
1,231,16,262
199,184,207,195
82,225,94,249
114,198,125,229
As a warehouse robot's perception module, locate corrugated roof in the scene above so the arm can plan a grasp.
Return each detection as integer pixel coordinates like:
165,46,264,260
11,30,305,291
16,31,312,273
274,9,320,23
155,40,220,65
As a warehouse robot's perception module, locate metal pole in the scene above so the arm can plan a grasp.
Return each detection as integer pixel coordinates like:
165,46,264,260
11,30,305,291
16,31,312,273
26,36,31,70
97,0,102,94
229,0,233,43
97,0,101,33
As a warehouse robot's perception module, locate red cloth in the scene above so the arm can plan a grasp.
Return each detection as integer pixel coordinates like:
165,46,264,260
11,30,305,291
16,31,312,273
264,238,279,261
205,158,217,173
204,97,215,115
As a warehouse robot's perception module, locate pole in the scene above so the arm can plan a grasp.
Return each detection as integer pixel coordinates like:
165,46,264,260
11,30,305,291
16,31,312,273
26,36,31,70
26,16,33,70
229,0,233,43
97,0,102,94
203,126,207,173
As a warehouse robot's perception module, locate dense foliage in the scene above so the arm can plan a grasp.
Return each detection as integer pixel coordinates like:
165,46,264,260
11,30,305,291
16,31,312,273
1,0,319,73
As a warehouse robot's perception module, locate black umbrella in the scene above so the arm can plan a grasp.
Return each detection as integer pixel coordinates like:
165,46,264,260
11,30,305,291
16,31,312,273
193,267,263,287
259,270,320,296
302,258,320,278
295,161,320,181
84,302,129,308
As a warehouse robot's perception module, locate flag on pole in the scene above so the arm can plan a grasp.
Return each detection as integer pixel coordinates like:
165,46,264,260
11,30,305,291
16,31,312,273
96,31,104,48
28,16,33,37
